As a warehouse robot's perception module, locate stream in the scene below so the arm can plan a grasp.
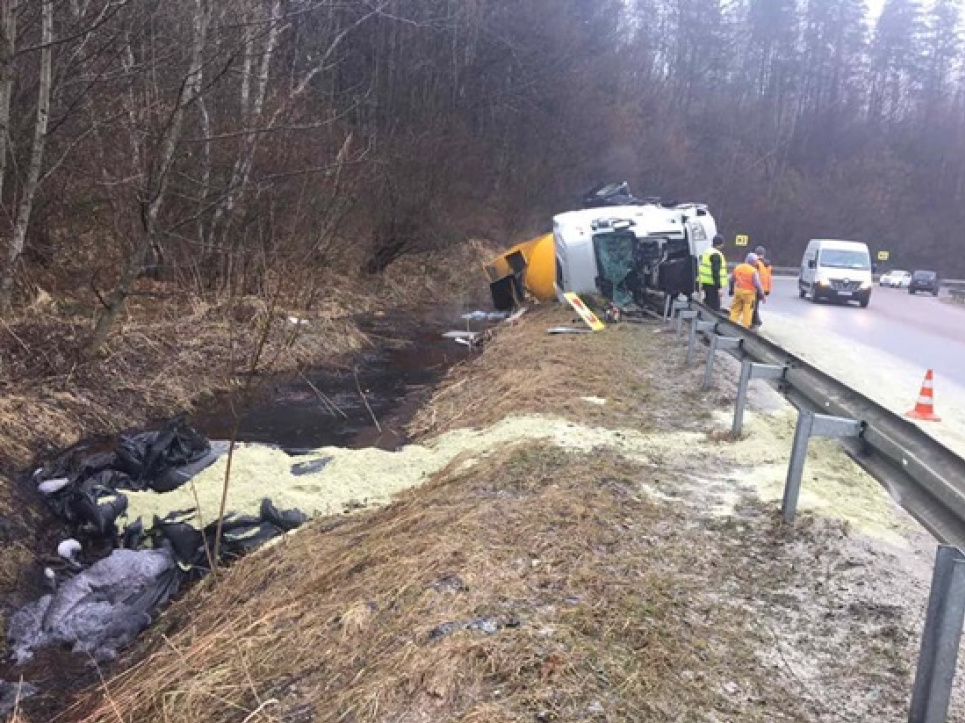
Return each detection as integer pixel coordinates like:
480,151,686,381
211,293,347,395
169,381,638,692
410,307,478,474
190,308,488,451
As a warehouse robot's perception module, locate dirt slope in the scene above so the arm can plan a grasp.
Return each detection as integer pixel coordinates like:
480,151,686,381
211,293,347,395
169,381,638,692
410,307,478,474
55,306,955,723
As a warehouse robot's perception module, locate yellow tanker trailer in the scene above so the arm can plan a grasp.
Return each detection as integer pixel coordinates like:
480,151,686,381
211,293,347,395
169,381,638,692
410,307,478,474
483,232,557,309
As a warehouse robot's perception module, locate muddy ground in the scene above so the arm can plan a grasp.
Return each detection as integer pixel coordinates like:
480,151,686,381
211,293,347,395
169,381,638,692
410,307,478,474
31,304,962,723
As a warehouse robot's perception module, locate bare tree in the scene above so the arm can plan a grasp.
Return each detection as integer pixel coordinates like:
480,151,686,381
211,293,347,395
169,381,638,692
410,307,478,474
87,0,213,354
0,0,16,215
0,0,53,312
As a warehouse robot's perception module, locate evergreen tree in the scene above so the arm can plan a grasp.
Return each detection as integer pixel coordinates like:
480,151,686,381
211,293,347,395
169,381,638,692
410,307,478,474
919,0,963,114
869,0,925,121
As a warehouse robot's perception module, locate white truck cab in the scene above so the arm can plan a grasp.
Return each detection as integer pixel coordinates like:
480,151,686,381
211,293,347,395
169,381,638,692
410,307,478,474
552,202,717,305
798,239,873,308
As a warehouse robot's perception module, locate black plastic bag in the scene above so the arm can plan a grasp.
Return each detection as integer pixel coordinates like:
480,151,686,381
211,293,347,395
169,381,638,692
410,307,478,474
115,418,211,492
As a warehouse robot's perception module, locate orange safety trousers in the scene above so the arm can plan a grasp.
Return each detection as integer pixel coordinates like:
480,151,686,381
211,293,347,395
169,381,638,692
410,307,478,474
729,288,757,328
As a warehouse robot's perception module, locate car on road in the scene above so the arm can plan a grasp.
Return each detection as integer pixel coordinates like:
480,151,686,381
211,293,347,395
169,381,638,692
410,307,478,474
798,238,873,307
908,270,941,296
879,269,911,288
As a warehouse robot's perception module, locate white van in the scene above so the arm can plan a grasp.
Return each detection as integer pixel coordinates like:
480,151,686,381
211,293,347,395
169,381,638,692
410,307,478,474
798,239,873,307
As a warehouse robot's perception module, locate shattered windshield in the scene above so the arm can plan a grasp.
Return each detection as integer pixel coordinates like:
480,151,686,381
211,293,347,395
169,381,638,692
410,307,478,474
819,249,870,270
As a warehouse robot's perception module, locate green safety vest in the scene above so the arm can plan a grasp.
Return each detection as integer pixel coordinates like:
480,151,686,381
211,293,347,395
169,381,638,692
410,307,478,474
699,248,725,287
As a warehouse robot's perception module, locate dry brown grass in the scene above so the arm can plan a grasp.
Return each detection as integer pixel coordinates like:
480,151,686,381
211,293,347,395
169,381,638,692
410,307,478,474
410,305,716,437
64,445,770,723
0,295,363,475
49,305,922,723
0,239,496,478
377,239,501,309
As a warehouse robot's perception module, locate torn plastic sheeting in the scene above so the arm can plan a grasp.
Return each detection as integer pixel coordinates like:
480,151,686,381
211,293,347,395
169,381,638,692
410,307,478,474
290,456,333,477
132,498,310,569
7,501,307,664
33,417,218,496
39,471,130,538
8,548,181,664
114,422,215,492
9,417,312,674
33,420,225,541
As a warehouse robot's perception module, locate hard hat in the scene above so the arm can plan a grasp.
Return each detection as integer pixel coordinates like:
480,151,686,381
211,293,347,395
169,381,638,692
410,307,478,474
745,253,759,264
754,246,766,256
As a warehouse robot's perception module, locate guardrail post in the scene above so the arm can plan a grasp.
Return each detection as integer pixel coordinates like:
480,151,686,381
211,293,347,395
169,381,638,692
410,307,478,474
702,335,743,389
676,309,698,337
782,411,864,524
909,545,965,723
667,298,689,326
732,361,786,438
688,319,718,365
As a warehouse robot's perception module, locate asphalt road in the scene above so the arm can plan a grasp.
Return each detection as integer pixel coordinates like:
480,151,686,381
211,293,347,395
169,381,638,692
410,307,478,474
761,277,965,389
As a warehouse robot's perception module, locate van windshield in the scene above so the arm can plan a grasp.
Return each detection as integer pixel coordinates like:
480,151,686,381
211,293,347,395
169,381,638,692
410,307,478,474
819,249,870,270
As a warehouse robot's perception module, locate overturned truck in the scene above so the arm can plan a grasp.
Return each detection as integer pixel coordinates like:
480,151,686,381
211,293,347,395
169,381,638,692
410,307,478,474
487,183,718,309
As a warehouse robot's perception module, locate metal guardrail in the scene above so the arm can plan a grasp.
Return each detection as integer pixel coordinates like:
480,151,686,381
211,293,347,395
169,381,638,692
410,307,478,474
670,300,965,723
683,303,965,546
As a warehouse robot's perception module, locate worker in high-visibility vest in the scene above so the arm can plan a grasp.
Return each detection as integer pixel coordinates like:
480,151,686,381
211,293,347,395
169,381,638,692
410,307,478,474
698,235,727,311
751,245,773,329
728,252,766,328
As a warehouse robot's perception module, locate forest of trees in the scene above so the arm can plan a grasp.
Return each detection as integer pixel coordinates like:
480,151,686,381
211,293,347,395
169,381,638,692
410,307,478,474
0,0,963,346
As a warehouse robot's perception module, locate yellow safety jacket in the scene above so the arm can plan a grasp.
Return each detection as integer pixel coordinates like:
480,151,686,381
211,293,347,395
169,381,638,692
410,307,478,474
699,248,725,287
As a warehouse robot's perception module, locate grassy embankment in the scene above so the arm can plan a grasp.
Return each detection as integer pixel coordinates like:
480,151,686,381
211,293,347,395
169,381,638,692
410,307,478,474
58,303,928,723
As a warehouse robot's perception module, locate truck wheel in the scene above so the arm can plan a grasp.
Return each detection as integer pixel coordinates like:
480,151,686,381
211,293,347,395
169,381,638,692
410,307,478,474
860,297,870,308
799,287,806,298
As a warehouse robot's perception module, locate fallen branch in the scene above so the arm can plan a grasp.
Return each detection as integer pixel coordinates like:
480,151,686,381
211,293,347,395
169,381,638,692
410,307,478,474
299,370,348,419
353,365,381,433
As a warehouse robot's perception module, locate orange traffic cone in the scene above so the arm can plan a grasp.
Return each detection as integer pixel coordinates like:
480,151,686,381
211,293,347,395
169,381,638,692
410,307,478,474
906,369,941,422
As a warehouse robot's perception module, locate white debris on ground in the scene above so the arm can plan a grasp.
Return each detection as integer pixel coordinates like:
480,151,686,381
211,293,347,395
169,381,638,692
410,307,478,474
123,404,912,550
123,416,711,528
580,396,607,406
763,310,965,458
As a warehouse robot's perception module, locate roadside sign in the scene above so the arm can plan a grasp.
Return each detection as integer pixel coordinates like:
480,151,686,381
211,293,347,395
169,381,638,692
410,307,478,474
877,251,890,261
736,234,749,247
563,292,606,331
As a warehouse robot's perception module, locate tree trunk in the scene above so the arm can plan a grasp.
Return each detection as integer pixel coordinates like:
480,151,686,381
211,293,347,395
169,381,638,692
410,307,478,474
205,0,282,254
87,0,212,355
0,0,18,227
0,0,52,312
